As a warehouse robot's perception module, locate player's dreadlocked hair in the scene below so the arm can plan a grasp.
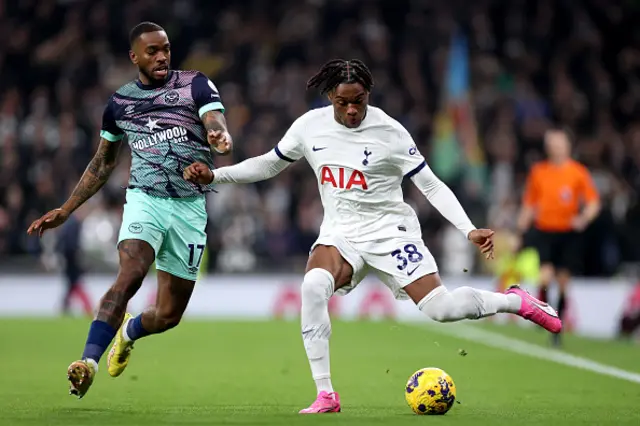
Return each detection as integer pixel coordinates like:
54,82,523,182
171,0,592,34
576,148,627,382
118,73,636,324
306,59,374,94
129,21,165,47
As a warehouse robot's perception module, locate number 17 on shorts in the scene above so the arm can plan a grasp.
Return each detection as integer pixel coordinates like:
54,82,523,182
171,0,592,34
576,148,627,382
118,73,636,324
187,243,206,273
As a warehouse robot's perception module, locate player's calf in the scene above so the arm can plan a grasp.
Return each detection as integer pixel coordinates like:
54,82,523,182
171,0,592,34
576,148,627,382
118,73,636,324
70,240,155,396
301,269,335,394
135,271,195,335
106,305,185,377
151,313,182,332
139,306,183,333
417,286,522,322
406,273,522,322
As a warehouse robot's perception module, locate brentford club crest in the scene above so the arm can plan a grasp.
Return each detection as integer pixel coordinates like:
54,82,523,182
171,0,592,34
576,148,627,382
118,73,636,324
164,90,179,104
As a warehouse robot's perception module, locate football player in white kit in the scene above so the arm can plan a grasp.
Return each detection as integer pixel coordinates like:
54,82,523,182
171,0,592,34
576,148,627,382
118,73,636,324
183,59,561,414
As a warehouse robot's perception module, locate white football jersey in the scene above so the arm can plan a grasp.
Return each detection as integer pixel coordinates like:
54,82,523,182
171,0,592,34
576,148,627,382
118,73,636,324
275,105,426,242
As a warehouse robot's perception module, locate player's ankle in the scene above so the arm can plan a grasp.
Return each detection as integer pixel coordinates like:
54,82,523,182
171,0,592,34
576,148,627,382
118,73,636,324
505,293,522,313
125,314,151,341
315,377,334,394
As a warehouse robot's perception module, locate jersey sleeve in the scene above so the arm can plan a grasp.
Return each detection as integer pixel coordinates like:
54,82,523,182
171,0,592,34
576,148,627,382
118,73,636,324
99,97,124,142
273,116,305,162
578,165,599,203
391,125,427,177
191,72,225,118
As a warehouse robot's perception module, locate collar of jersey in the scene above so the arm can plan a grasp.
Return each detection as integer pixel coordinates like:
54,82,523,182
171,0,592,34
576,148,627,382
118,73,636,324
136,70,174,90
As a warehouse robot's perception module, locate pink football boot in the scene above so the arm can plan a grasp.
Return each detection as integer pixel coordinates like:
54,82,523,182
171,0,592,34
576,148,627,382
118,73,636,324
299,391,341,414
506,285,562,333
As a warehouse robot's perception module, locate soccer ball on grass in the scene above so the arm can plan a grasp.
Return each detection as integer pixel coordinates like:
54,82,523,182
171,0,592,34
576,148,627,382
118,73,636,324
404,367,456,415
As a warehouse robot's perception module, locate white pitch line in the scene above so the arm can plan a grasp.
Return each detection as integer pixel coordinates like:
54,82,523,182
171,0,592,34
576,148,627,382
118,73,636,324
409,321,640,385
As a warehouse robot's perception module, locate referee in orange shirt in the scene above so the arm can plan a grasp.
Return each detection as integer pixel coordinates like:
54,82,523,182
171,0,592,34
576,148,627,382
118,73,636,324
517,128,600,346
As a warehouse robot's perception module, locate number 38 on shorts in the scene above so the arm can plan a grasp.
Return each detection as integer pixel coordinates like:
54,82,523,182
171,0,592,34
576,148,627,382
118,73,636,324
311,234,437,300
371,238,437,298
390,244,424,271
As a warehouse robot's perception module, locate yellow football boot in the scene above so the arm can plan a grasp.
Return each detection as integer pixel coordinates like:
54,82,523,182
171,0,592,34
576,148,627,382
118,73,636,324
107,313,135,377
67,359,97,399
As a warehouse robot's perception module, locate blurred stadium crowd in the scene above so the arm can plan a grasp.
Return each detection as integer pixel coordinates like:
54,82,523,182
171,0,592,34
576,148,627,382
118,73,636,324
1,0,640,276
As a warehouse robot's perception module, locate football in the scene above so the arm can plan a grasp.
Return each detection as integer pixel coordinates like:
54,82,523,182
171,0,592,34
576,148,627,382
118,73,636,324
405,367,457,415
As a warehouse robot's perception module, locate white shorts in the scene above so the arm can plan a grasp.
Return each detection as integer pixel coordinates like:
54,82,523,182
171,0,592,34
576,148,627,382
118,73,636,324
311,232,438,300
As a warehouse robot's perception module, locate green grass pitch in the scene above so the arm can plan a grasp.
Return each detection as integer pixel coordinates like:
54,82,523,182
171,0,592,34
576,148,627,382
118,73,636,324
1,318,639,425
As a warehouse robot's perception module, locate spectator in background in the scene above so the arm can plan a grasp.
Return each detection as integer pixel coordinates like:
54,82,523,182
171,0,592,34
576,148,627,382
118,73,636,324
618,280,640,340
517,128,600,347
57,210,92,316
0,0,639,277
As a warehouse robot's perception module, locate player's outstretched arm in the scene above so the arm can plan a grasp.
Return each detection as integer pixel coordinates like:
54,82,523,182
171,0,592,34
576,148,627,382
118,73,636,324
27,138,122,237
392,124,494,258
202,110,233,155
184,150,291,185
186,112,305,184
410,163,494,259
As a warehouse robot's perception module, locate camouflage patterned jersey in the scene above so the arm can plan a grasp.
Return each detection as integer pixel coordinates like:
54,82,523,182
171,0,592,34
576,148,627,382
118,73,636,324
100,70,224,198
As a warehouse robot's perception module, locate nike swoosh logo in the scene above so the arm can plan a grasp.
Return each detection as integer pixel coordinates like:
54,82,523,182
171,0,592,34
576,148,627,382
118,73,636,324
525,294,559,317
407,264,421,276
312,146,327,152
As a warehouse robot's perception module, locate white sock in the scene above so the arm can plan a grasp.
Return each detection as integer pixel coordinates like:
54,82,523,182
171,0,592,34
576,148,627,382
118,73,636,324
122,317,133,342
85,357,99,372
300,268,335,395
418,286,521,322
315,378,334,394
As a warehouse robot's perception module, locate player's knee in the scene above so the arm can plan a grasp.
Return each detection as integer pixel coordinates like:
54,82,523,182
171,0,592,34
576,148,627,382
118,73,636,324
116,241,153,286
116,262,149,290
418,287,452,322
301,268,334,305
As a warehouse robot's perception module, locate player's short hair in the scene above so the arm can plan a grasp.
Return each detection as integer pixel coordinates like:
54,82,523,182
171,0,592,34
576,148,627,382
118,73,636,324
129,21,165,47
306,59,374,94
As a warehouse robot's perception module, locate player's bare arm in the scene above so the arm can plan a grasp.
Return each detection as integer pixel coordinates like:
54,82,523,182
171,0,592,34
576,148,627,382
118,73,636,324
27,137,122,237
202,110,232,155
517,205,535,233
64,138,122,213
572,198,601,231
183,110,232,183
